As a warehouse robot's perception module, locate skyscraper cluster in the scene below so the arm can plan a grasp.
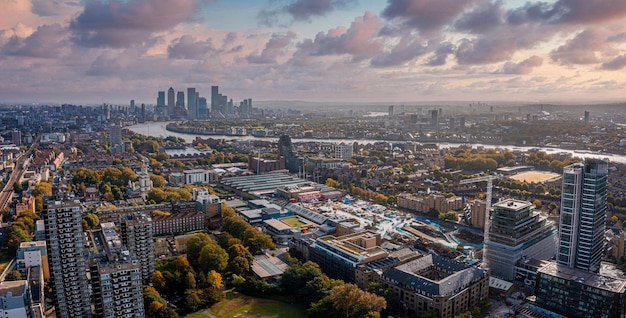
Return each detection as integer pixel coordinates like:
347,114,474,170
155,85,252,119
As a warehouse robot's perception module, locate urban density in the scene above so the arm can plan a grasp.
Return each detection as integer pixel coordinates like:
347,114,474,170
2,1,626,318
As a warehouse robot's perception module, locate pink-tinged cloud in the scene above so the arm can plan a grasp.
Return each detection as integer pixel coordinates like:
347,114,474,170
454,1,505,34
507,0,626,25
70,0,204,48
550,29,611,65
425,42,454,66
3,23,67,58
168,35,216,60
370,36,432,67
293,11,383,62
258,0,355,26
500,55,543,74
601,55,626,70
31,0,79,17
247,32,296,64
382,0,480,33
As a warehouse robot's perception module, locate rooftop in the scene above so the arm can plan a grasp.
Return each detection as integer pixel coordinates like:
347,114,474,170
0,280,27,297
493,199,532,211
264,218,292,231
538,262,626,293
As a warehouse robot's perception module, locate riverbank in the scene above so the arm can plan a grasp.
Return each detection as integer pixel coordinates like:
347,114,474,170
127,121,626,164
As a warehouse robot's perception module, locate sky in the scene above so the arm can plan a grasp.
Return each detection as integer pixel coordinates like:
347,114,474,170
1,0,625,105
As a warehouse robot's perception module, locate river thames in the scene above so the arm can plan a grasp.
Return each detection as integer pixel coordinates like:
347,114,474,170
127,121,626,164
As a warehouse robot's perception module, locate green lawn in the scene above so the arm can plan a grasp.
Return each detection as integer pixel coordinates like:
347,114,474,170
279,217,309,228
183,313,212,318
200,293,306,318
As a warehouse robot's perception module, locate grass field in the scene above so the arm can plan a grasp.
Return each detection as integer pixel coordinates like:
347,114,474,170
279,217,309,228
510,171,561,183
199,293,307,318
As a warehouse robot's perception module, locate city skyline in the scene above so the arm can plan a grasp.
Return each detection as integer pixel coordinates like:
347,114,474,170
1,0,626,104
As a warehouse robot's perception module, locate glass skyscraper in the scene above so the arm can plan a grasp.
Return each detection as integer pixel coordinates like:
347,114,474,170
557,159,608,273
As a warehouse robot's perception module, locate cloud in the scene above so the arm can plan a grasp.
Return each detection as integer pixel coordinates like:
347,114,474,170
381,0,479,34
370,37,432,67
31,0,80,17
601,55,626,70
454,1,505,34
292,11,382,62
258,0,355,26
168,35,216,60
247,32,296,64
2,23,67,58
506,0,626,25
426,42,454,66
550,29,611,65
70,0,204,48
499,55,543,74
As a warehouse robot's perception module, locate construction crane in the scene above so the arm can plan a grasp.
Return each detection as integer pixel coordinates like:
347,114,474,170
459,175,500,266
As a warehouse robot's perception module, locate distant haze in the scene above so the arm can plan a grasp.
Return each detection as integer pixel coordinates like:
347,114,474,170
1,0,626,105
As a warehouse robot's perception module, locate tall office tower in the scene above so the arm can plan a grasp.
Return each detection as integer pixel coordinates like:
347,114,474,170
90,223,144,317
558,159,608,273
130,100,135,113
109,123,124,153
187,88,197,119
43,198,92,318
227,99,233,115
120,213,155,281
198,97,207,117
484,199,557,280
157,91,165,107
247,98,252,112
584,110,590,123
388,105,394,116
176,91,185,108
459,117,466,129
430,109,438,129
12,129,21,146
167,87,175,115
211,86,219,112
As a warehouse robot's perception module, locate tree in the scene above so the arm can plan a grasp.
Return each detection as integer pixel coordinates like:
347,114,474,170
301,275,344,302
206,270,223,289
151,175,166,188
227,244,253,272
330,284,386,318
185,271,196,289
282,261,323,294
183,289,202,312
83,214,100,230
534,184,546,194
175,255,191,273
6,270,22,281
186,233,212,266
151,271,166,292
198,241,229,273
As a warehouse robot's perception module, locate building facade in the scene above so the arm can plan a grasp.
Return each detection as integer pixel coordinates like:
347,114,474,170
558,159,608,273
374,254,489,318
43,199,92,318
485,199,557,280
120,213,155,281
90,223,144,318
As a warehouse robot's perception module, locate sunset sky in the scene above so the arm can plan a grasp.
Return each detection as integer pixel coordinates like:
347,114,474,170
1,0,625,105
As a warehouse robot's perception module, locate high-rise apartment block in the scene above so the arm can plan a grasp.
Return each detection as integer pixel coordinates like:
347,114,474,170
120,213,155,281
558,159,608,273
43,199,92,318
90,223,144,317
